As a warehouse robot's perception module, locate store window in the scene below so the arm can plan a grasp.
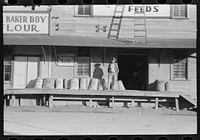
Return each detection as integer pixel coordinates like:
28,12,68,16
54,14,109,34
4,47,12,82
76,5,92,16
77,47,90,77
171,50,188,80
172,5,187,18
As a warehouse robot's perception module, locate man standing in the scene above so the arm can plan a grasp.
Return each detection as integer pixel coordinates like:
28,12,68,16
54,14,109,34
108,57,119,90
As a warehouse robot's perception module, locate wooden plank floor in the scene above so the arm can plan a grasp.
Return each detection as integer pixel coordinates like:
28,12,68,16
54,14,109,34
4,88,180,98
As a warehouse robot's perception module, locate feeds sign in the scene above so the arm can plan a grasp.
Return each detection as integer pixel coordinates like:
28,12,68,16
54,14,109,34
3,12,49,34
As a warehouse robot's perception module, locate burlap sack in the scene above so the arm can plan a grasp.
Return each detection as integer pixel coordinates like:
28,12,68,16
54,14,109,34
64,78,70,89
112,81,119,90
56,78,64,89
86,77,91,90
118,80,126,90
98,79,103,90
79,77,87,90
42,78,55,89
34,77,43,89
155,80,165,91
88,78,99,90
165,81,173,92
69,78,79,90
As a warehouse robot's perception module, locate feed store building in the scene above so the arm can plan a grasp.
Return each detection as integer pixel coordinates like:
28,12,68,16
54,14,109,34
3,5,196,108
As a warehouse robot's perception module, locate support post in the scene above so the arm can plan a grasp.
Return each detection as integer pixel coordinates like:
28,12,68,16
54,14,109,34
131,99,135,107
49,95,53,108
112,97,115,108
155,98,158,110
11,95,16,106
175,98,179,112
89,98,93,107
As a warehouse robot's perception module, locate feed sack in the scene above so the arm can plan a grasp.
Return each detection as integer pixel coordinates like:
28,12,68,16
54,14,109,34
56,78,64,89
79,77,87,90
34,77,43,89
69,78,80,90
42,78,55,89
88,78,99,90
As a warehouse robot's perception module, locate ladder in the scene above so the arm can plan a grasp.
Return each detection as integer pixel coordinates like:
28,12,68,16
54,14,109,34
107,5,125,39
134,5,147,44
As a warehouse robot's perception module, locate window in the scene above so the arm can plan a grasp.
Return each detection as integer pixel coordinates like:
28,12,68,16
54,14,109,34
4,56,12,82
77,47,90,77
77,5,92,16
171,50,188,80
172,5,187,18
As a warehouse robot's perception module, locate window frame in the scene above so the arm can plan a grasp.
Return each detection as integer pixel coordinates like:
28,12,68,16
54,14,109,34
4,56,13,83
170,49,189,81
74,5,93,17
171,5,188,19
75,47,91,77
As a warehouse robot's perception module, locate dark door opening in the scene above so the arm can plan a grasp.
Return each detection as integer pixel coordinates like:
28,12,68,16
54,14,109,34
118,55,147,90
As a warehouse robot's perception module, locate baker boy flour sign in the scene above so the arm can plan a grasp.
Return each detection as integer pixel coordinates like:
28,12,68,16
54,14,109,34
3,12,49,34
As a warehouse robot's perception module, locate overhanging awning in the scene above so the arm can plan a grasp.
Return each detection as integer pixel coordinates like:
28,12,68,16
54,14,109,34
3,35,196,49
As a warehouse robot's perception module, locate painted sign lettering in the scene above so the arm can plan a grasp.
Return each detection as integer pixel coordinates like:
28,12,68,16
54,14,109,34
3,12,49,34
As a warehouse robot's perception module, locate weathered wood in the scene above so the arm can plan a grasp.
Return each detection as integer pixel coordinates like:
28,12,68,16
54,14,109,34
89,98,93,107
4,89,180,98
175,98,179,112
49,95,53,108
155,98,158,110
112,96,115,108
131,99,135,107
11,95,16,106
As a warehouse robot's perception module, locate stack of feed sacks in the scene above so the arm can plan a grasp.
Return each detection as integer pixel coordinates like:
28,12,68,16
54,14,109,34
154,80,174,92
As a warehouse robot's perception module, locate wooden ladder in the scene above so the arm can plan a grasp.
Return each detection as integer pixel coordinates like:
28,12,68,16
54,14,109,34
134,6,147,44
107,5,125,39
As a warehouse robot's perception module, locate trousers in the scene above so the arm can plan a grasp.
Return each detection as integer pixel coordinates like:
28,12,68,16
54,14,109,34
107,72,118,90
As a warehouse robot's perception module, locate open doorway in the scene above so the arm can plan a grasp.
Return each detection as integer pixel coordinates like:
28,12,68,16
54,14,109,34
118,55,147,90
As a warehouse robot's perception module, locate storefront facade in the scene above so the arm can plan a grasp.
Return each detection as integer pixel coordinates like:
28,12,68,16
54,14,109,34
3,5,196,106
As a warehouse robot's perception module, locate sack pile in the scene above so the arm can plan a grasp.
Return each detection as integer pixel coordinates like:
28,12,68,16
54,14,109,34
33,77,126,90
154,80,173,92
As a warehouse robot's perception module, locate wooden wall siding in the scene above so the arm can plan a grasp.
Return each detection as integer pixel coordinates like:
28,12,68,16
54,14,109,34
148,49,196,93
50,46,76,79
148,49,171,84
50,6,196,39
188,52,196,94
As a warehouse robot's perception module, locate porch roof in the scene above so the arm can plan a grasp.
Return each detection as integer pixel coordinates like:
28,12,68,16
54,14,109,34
3,35,196,49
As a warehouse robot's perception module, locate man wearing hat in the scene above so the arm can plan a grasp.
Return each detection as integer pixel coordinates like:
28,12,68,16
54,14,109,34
107,57,119,90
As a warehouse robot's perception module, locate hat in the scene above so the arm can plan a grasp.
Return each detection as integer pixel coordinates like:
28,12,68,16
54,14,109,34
112,57,116,60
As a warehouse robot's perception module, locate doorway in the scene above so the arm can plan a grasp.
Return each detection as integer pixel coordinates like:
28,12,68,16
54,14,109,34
118,55,147,90
13,56,40,88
